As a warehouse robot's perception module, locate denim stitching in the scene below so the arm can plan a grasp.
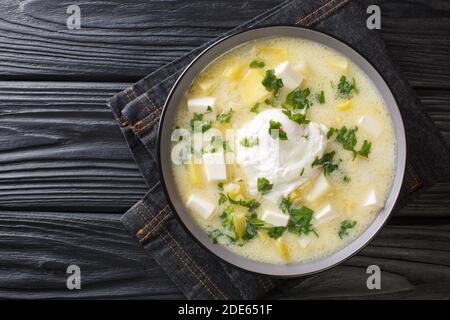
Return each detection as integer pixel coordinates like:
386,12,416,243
306,0,350,26
296,0,338,25
161,226,229,300
159,228,219,299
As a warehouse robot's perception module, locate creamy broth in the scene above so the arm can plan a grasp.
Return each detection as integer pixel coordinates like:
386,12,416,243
171,37,396,264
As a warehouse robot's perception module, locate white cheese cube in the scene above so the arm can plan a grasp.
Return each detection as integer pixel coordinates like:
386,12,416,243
187,97,216,114
358,116,381,137
202,152,227,182
186,194,216,220
274,61,303,90
306,173,331,202
363,190,378,207
261,210,289,227
313,204,338,227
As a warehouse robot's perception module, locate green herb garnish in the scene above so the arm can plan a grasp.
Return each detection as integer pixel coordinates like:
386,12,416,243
250,103,260,113
268,120,288,140
218,193,227,205
266,227,286,239
356,140,372,158
189,112,211,133
227,195,260,211
239,136,259,148
312,151,339,175
300,168,305,176
286,88,312,110
279,195,316,236
262,69,283,95
257,177,273,195
337,75,358,99
338,220,357,239
329,126,372,159
316,90,325,104
217,108,233,123
282,109,310,125
249,58,265,69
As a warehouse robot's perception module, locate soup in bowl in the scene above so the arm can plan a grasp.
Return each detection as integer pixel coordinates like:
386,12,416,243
158,27,405,276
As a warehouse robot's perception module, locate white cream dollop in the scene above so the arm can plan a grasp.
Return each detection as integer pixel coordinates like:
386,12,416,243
236,109,328,203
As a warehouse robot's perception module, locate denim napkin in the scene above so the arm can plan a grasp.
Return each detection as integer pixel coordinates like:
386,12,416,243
108,0,450,299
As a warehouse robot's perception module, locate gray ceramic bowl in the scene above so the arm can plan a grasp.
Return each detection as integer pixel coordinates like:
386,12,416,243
158,26,406,277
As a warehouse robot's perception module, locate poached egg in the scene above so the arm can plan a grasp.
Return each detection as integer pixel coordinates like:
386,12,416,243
236,109,328,203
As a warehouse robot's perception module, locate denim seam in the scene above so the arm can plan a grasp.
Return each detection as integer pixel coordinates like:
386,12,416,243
305,0,350,26
296,0,339,25
138,206,172,244
161,225,229,300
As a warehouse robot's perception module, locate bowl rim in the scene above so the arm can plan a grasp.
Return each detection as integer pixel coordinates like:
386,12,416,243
157,25,407,277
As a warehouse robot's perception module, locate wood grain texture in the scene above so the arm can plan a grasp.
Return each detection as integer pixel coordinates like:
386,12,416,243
0,211,183,299
0,210,448,299
0,0,448,88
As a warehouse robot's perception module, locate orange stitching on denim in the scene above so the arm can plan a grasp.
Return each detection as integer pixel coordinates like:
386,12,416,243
135,205,168,234
139,207,172,244
124,88,135,102
135,107,162,135
296,0,338,25
144,93,159,111
162,227,229,299
159,229,219,299
306,0,350,26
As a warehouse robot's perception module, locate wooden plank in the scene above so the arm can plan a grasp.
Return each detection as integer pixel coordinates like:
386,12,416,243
0,82,449,216
0,210,448,299
0,211,183,299
0,0,448,88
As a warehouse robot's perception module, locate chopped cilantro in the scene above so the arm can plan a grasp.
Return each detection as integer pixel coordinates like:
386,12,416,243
262,69,283,95
356,140,372,158
217,108,233,123
257,177,273,195
279,195,315,236
337,76,358,99
189,112,211,133
316,90,325,104
300,168,305,176
239,136,259,148
282,109,310,125
285,88,312,110
220,206,235,232
268,120,288,140
338,220,357,239
227,195,260,211
312,151,339,175
250,103,260,113
249,58,265,68
218,193,227,205
266,227,286,239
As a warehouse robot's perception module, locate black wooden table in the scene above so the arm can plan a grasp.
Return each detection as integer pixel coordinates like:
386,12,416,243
0,0,449,299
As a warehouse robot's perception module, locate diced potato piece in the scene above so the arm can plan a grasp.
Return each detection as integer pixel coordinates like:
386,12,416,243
337,100,352,110
275,238,289,261
233,214,246,238
241,69,270,106
223,64,244,81
187,160,204,187
358,115,382,137
186,194,216,220
257,229,273,246
257,46,288,67
327,57,349,73
306,173,331,202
